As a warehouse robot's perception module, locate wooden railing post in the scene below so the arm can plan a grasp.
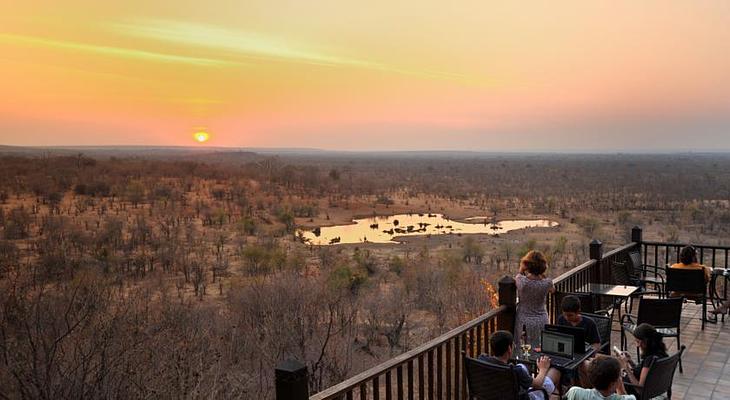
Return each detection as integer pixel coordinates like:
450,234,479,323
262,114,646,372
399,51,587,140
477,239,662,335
631,226,643,244
497,275,516,334
276,359,309,400
590,239,605,284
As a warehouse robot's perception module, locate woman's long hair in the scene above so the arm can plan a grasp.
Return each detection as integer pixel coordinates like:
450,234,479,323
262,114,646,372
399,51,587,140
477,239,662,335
634,323,668,359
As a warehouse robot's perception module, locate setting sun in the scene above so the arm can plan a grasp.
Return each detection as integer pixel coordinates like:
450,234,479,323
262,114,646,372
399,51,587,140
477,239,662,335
193,131,210,143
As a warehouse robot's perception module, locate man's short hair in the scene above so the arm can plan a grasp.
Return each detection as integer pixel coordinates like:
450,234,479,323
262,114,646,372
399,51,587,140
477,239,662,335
489,330,513,357
589,357,622,390
561,295,582,313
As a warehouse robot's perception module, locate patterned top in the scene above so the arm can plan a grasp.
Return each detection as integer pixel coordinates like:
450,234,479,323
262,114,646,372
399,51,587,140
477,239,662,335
514,274,553,347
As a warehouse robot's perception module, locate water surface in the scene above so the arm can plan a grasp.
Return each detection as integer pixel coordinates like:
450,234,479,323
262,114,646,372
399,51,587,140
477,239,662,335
298,213,558,245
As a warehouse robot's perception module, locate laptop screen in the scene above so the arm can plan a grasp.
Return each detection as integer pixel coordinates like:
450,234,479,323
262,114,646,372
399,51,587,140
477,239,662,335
544,324,586,354
541,331,574,359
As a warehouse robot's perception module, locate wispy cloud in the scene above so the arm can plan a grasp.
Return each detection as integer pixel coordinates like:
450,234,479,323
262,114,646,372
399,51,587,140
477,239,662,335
0,33,234,67
110,19,474,82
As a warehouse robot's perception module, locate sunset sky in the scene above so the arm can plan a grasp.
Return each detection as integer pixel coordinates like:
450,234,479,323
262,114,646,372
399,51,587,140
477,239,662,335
2,1,730,151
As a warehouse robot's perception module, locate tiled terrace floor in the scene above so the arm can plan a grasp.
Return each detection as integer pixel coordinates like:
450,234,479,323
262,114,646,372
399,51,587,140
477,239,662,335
609,303,730,400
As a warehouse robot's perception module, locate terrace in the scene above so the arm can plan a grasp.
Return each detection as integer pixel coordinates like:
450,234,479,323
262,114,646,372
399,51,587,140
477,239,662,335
276,227,730,400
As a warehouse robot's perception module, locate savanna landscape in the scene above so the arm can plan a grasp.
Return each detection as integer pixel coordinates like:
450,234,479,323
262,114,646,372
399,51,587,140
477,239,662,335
1,150,729,399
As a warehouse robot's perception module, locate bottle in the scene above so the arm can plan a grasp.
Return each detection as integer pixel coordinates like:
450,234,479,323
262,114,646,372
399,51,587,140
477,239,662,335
521,324,528,347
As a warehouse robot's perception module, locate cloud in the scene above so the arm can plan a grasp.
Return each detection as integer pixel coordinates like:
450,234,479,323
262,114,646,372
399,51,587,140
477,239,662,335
110,19,474,82
0,33,234,67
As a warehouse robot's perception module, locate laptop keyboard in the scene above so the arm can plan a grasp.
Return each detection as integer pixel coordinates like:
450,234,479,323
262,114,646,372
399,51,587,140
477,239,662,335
540,354,572,366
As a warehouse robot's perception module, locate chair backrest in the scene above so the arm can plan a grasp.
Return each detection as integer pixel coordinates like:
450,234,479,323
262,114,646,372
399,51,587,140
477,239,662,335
556,292,597,313
636,297,683,329
665,267,705,295
640,346,686,400
582,312,611,353
629,250,644,272
610,259,633,286
464,356,522,400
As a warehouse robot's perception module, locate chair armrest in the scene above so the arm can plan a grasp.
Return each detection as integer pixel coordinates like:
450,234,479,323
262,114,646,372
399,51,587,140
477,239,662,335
644,269,664,279
624,381,643,393
593,309,610,317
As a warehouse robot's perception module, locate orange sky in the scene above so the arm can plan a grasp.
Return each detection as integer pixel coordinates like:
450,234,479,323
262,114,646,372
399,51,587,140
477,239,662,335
2,1,730,151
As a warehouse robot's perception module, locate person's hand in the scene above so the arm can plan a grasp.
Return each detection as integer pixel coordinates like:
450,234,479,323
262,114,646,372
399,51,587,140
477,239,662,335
537,356,551,372
618,353,631,368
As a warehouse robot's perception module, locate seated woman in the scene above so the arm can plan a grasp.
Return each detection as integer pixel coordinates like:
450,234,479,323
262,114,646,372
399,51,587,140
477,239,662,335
670,245,711,282
617,323,668,397
515,250,555,348
565,357,635,400
669,245,718,309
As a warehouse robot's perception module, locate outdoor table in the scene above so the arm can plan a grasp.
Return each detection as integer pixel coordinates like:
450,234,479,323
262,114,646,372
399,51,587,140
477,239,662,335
575,283,639,325
576,283,639,298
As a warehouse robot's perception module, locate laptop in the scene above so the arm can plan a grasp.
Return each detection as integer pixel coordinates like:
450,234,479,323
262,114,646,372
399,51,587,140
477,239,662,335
538,330,575,367
544,324,586,354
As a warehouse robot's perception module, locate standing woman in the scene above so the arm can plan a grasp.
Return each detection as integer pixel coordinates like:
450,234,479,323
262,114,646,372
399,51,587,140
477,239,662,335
514,250,555,348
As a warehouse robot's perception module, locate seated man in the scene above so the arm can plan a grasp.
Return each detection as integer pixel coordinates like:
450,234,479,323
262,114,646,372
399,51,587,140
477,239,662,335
479,330,560,400
565,356,635,400
558,295,601,352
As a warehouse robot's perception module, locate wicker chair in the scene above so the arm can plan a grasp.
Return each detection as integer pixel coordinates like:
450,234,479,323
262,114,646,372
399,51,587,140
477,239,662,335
555,292,613,320
625,346,686,400
583,312,612,355
464,356,548,400
665,267,708,330
610,253,664,315
621,297,684,372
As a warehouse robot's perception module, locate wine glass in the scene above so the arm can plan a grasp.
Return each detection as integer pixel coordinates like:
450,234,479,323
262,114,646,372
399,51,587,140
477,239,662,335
520,343,532,357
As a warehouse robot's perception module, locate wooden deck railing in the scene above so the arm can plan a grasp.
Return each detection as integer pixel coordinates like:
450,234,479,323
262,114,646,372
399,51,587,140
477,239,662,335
310,303,510,400
284,226,716,400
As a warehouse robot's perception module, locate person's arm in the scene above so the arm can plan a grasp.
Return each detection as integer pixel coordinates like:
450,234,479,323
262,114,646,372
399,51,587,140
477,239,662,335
637,366,650,386
547,278,556,294
618,353,640,386
615,376,635,399
518,262,527,275
531,356,551,389
591,342,601,351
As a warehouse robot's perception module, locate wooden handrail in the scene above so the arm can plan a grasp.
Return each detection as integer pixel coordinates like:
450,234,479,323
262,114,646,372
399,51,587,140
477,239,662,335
552,259,597,287
310,305,508,400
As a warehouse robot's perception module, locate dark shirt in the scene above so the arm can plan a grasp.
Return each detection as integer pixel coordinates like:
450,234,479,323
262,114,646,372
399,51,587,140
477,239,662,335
557,314,601,346
631,351,666,379
477,354,533,390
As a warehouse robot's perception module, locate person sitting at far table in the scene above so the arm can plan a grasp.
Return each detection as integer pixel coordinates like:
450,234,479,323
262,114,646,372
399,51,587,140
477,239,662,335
565,357,635,400
479,330,561,400
558,295,602,352
670,245,730,316
670,245,711,281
